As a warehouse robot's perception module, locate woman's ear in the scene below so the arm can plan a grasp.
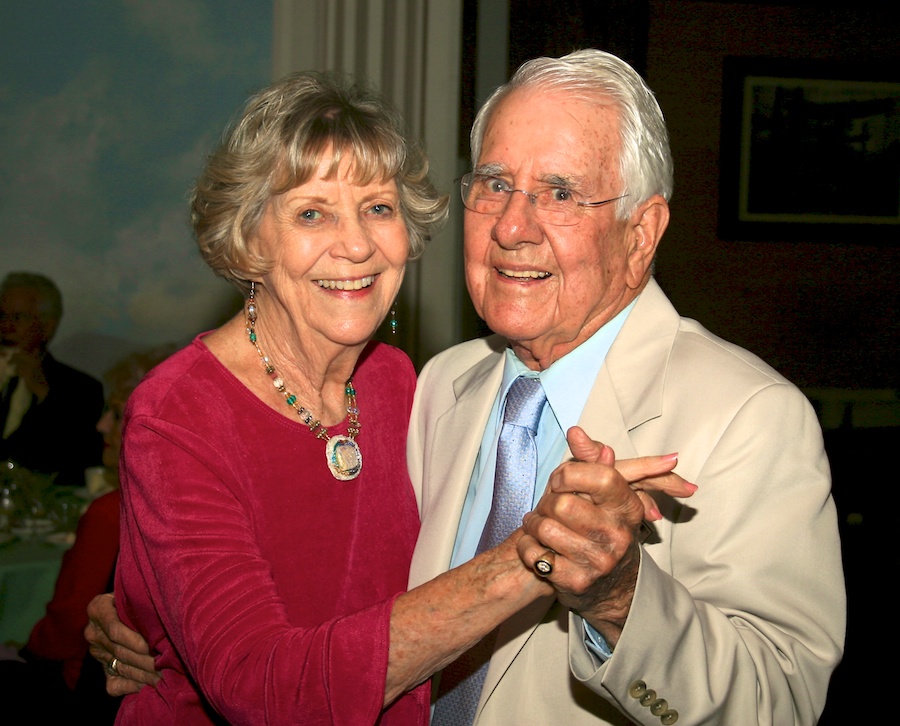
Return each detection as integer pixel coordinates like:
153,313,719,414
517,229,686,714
625,195,670,289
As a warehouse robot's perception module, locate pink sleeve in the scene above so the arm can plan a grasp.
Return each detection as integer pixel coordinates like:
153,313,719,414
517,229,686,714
116,418,419,726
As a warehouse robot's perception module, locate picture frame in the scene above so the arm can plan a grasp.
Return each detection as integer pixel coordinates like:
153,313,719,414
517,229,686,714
718,57,900,242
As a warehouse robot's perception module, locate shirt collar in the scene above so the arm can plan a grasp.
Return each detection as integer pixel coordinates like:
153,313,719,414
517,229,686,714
501,299,637,432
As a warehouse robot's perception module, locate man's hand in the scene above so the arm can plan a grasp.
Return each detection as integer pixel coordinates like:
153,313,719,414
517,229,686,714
9,347,49,402
85,593,160,696
517,427,697,647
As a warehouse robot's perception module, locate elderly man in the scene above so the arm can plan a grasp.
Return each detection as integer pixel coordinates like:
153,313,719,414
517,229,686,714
86,50,843,725
0,271,104,485
409,50,843,725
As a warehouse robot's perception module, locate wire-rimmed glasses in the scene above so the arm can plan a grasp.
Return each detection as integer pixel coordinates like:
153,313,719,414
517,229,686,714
459,172,627,226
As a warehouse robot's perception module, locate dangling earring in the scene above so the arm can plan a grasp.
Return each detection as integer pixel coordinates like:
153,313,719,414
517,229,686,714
246,282,257,329
389,300,398,335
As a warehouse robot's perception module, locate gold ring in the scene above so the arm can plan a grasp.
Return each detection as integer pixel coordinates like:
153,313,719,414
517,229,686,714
534,556,554,577
106,657,120,677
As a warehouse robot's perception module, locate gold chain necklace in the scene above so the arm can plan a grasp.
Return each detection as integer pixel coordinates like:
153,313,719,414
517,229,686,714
245,284,362,481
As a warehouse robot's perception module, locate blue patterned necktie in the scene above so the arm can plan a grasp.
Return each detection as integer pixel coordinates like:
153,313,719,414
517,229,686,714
432,375,547,726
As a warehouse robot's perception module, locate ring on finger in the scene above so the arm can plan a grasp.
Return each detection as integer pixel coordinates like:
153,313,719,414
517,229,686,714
107,657,120,677
534,551,555,577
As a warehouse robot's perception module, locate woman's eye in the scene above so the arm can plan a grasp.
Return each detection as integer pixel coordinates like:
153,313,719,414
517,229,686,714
366,202,395,220
299,208,324,222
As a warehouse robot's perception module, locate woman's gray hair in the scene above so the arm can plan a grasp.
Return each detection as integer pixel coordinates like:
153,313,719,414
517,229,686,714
470,49,673,218
192,72,449,290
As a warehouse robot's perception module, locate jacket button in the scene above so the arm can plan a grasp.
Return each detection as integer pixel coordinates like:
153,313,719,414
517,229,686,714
639,689,657,707
660,709,679,724
628,680,647,699
650,698,668,716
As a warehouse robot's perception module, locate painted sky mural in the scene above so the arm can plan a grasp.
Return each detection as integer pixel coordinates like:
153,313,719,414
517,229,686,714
1,0,272,377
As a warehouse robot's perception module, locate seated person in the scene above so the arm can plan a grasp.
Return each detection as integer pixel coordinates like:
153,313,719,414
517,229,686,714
0,346,173,721
0,272,104,486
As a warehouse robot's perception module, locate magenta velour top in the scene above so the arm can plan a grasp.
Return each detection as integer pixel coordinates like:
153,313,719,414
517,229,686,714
115,337,426,725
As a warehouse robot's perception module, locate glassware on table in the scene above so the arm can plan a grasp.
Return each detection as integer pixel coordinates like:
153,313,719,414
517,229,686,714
1,460,23,534
48,488,84,534
2,460,57,538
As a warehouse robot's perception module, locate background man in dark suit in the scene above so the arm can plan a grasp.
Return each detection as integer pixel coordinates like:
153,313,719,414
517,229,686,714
0,271,104,486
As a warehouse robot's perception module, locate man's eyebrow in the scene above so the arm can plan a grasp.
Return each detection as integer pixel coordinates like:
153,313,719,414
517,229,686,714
473,162,506,176
539,173,589,190
472,166,593,191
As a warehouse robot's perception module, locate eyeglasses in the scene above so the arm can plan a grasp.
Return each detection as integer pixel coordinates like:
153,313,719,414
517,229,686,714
459,172,627,226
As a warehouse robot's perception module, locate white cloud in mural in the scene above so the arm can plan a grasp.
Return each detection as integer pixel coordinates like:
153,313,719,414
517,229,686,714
123,0,220,65
121,0,266,79
1,62,114,243
113,204,240,337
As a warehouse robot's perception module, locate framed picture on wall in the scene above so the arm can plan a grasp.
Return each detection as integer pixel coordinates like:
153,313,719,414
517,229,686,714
718,57,900,242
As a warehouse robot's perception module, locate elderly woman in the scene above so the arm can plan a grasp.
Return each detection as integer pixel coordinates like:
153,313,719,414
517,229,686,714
90,72,556,725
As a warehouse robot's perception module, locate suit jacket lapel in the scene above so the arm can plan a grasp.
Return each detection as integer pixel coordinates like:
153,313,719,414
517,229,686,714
414,348,558,714
577,279,678,451
411,351,505,585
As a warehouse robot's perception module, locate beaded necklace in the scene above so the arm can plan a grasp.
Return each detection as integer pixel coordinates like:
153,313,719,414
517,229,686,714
245,284,362,481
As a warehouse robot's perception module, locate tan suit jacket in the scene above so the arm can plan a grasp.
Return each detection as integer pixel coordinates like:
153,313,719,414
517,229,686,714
407,279,844,725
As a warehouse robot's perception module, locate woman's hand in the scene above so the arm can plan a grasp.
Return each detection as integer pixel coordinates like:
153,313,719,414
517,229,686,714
385,531,552,705
85,593,161,696
564,426,696,521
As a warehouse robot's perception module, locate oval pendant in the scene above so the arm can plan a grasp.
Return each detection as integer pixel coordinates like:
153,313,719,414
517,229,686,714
325,435,362,481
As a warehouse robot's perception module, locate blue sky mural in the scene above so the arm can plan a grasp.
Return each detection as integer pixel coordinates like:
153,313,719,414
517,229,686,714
1,0,272,377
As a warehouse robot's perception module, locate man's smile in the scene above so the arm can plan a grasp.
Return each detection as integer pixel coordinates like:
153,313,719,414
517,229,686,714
496,268,551,280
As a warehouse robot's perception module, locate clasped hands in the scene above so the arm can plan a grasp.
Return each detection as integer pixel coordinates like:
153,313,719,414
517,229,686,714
516,426,696,646
85,427,695,696
0,346,49,401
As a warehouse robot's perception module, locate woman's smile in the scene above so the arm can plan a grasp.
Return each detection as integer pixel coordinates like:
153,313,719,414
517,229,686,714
314,274,376,290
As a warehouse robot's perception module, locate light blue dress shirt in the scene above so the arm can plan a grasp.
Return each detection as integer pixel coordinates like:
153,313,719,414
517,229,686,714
447,300,637,660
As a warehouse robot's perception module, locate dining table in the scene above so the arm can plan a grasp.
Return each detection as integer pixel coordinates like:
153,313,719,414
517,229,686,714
0,532,72,645
1,464,96,646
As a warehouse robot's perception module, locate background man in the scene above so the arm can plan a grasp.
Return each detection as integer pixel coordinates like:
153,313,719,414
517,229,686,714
0,271,104,486
409,49,844,725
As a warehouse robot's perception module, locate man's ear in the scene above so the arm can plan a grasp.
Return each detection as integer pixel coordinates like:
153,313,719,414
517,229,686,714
42,315,60,345
625,195,669,289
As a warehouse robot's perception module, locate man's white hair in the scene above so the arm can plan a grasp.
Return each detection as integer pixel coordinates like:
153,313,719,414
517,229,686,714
470,49,674,219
